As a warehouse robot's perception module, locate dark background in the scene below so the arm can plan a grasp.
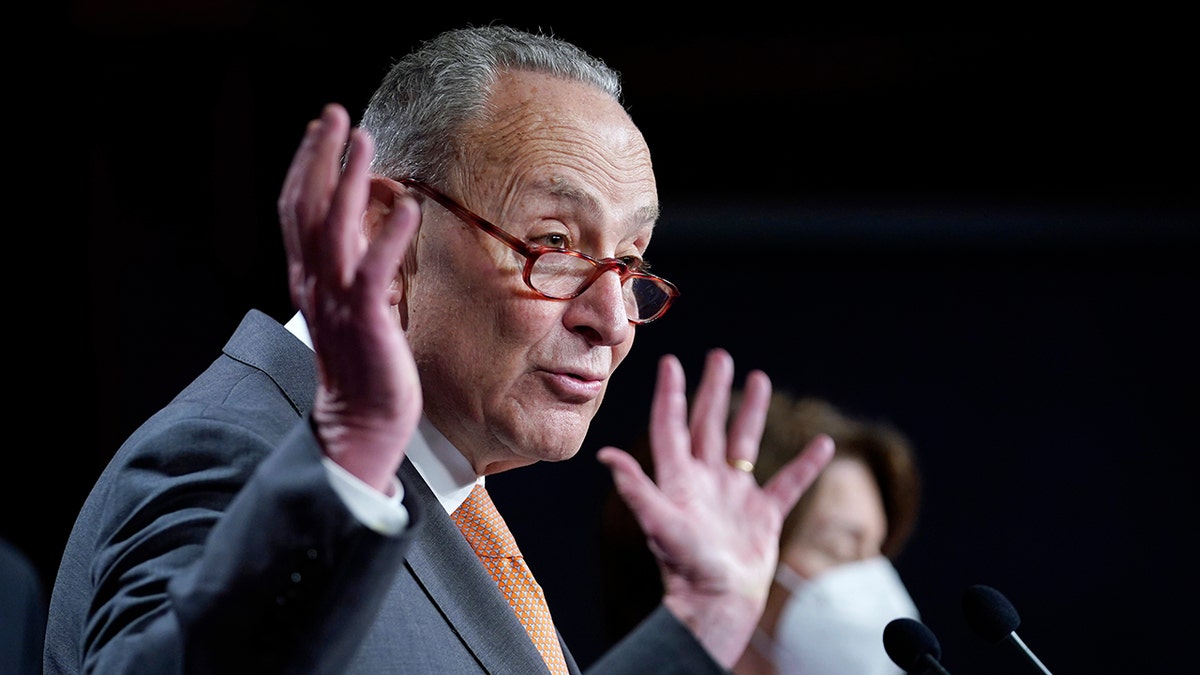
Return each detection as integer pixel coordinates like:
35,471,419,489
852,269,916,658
15,3,1196,673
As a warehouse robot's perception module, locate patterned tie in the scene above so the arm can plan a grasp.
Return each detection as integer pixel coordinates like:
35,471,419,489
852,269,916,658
451,483,570,675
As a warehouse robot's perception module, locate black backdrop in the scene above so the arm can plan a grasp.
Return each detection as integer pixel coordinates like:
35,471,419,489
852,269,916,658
18,5,1197,673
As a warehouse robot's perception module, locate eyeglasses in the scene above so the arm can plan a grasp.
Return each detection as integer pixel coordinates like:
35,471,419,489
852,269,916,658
399,178,680,324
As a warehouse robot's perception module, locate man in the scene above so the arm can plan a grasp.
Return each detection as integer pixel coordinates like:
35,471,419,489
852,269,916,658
45,25,833,674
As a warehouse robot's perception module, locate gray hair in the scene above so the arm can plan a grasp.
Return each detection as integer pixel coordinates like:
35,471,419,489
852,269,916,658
360,24,624,186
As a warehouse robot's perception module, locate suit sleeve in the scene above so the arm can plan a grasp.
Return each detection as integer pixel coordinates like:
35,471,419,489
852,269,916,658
80,415,416,675
585,605,728,675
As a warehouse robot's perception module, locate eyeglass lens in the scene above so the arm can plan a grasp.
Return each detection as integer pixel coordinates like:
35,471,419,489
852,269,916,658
529,251,671,322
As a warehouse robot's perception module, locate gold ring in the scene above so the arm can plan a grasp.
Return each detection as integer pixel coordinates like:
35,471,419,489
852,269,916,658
727,458,755,473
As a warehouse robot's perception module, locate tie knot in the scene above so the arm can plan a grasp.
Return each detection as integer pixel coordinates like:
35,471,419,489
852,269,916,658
452,484,520,558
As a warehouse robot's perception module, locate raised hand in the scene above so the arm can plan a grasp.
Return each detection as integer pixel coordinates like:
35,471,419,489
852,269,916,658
277,103,424,494
597,348,834,666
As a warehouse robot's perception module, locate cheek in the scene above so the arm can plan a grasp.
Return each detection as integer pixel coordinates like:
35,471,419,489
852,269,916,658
780,520,833,580
782,546,827,581
408,232,513,327
411,279,563,390
613,331,635,367
405,251,497,379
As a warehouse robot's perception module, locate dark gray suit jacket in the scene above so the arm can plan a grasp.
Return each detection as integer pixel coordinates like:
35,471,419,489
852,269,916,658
45,310,723,674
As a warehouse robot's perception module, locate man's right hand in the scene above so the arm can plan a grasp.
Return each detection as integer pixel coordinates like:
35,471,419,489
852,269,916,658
277,103,423,495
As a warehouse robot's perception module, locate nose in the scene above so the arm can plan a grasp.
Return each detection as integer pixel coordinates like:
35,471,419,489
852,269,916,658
563,267,633,345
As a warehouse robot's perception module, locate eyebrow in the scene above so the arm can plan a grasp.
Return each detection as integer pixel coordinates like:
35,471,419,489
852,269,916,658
542,177,660,229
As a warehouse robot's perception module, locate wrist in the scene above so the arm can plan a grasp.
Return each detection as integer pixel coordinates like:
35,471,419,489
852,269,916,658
662,587,765,668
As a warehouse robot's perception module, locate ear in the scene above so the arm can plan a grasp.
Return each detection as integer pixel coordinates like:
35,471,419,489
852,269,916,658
365,176,417,321
365,175,406,240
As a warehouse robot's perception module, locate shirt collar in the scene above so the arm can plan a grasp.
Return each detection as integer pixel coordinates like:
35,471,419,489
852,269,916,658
284,311,481,514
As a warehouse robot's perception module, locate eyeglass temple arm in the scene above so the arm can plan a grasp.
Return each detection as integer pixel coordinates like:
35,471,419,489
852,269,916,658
397,178,530,255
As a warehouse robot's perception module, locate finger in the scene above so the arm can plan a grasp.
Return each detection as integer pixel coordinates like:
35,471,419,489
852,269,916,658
279,117,322,298
597,446,670,542
280,115,329,311
646,354,690,483
762,433,834,513
280,104,351,309
688,348,735,465
322,126,375,288
726,369,770,469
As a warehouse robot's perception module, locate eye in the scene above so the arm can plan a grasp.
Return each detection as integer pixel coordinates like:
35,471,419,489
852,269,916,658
619,255,646,271
533,232,570,249
812,528,862,565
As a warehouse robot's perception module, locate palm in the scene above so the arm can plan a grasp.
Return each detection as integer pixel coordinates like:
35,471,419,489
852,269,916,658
598,349,833,666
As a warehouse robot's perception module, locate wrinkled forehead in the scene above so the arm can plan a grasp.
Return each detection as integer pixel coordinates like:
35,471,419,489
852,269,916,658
453,70,656,203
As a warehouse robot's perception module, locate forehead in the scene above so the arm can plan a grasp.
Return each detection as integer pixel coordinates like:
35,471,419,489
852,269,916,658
805,459,887,531
455,70,657,214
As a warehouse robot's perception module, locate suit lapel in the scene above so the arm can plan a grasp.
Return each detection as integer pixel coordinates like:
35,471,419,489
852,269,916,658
399,461,554,674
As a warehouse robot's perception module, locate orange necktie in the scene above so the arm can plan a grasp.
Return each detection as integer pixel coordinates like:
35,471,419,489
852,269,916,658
451,483,570,675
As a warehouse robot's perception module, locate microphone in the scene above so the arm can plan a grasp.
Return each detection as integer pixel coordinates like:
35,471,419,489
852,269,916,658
962,584,1053,674
883,617,953,674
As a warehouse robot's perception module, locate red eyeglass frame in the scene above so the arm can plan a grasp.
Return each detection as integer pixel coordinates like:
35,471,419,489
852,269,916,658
398,178,679,324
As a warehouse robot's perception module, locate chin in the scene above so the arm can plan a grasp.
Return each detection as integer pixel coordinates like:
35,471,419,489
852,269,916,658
528,429,587,462
516,422,589,463
492,395,595,460
543,443,584,463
